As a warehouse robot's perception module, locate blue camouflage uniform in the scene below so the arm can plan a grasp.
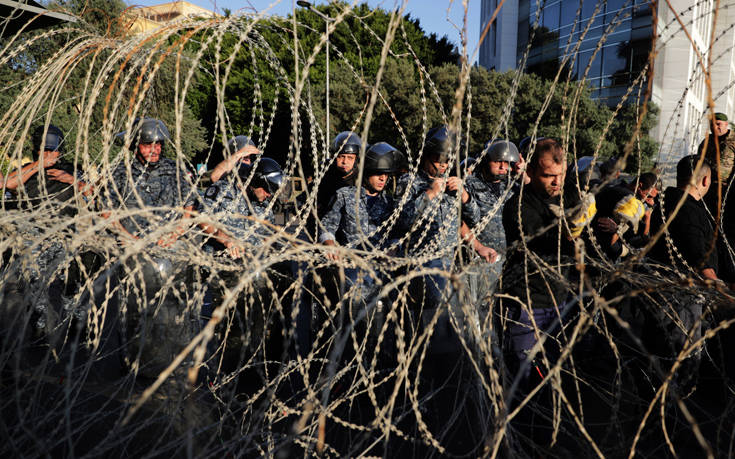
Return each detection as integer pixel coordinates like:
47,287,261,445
105,158,195,236
395,170,479,257
463,174,514,303
318,185,396,304
464,175,513,253
196,179,279,366
319,185,395,250
396,170,480,348
198,180,276,248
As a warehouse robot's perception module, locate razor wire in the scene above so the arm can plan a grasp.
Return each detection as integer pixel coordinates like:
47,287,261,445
1,0,735,457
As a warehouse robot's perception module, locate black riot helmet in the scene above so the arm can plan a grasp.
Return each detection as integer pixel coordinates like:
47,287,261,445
330,131,362,156
423,125,458,163
115,118,170,152
237,157,290,203
363,142,398,176
31,124,65,160
478,140,519,182
226,135,256,156
392,148,409,173
484,140,520,163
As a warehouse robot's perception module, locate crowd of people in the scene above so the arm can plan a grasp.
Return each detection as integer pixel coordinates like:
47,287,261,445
2,113,735,455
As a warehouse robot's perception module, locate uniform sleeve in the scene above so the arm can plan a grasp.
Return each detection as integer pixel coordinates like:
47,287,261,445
103,166,127,210
461,185,481,227
200,183,226,213
382,196,401,249
174,166,197,208
319,190,346,243
395,176,428,237
462,179,481,228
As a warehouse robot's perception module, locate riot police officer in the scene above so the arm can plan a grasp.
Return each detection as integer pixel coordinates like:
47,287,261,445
208,135,261,184
462,139,518,299
4,124,93,347
396,125,479,335
318,142,399,363
320,141,397,254
197,157,286,258
104,118,196,246
316,131,363,219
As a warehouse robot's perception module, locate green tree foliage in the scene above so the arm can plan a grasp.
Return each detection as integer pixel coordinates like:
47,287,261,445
184,1,459,171
0,0,207,162
426,63,659,168
181,0,657,174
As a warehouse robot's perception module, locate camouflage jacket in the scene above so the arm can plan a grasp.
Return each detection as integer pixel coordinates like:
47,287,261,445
699,129,735,183
395,170,479,257
198,180,275,247
319,185,395,250
464,174,513,253
104,158,195,236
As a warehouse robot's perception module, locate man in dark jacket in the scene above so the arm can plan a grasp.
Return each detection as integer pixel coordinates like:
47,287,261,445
502,138,596,380
649,155,718,280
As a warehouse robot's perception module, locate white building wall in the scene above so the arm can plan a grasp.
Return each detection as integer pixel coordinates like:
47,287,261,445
479,0,518,71
709,1,735,126
652,0,722,164
477,0,735,166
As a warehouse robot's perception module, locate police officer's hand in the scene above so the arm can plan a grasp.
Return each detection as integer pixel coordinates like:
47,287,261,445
235,145,260,162
426,177,446,199
446,176,469,203
46,168,74,184
156,232,180,248
224,240,244,259
41,151,60,168
473,240,498,263
324,239,340,261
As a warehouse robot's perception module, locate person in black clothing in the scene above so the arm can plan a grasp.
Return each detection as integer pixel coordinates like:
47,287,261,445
589,181,646,262
649,156,719,281
647,155,721,390
502,138,596,380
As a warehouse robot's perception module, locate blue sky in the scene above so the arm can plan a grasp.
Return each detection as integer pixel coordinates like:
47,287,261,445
128,0,483,62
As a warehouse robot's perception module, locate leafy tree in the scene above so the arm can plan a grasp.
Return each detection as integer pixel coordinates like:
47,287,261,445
0,0,207,163
183,1,460,172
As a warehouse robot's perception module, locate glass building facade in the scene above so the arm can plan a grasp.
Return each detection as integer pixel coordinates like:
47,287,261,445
517,0,653,107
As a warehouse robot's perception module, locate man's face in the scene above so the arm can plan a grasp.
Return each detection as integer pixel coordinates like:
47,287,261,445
637,184,658,204
367,173,388,192
715,119,730,137
488,160,509,179
335,153,356,175
528,153,565,197
137,141,162,163
423,155,449,178
251,186,271,202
